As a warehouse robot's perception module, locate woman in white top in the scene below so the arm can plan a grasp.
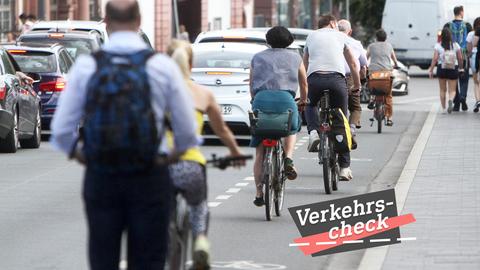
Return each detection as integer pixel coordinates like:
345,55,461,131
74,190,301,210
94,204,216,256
428,27,464,114
467,17,480,112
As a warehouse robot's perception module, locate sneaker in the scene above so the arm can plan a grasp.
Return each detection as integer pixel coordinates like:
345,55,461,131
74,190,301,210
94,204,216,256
339,167,353,181
441,108,447,114
367,101,375,110
447,100,453,114
474,102,480,113
284,157,298,180
253,196,265,207
461,100,468,111
452,102,460,112
192,235,211,270
308,130,320,152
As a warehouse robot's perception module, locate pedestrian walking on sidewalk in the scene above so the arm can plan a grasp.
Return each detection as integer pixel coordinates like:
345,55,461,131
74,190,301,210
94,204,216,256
50,0,199,269
444,5,472,111
366,29,398,126
467,17,480,112
428,27,464,114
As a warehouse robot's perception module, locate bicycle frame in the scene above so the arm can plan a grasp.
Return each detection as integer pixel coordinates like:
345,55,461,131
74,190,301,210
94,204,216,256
261,138,286,220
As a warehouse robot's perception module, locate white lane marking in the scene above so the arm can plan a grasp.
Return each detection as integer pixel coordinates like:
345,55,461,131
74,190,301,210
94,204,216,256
226,188,241,193
343,240,364,244
289,243,310,247
294,147,299,150
298,139,307,143
295,143,304,146
302,136,309,140
119,260,127,270
244,176,255,181
208,202,222,207
235,182,249,187
357,104,437,270
316,241,337,245
369,239,391,243
397,237,417,241
215,195,232,200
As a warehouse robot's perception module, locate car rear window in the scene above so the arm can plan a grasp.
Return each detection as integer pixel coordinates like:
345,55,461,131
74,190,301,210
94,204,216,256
199,37,266,44
10,51,57,73
18,36,97,59
193,51,255,69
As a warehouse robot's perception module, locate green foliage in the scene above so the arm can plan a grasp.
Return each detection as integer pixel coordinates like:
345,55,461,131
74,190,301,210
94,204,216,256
349,0,386,42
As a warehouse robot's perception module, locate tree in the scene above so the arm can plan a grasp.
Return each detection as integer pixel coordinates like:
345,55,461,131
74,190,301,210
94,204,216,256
349,0,386,42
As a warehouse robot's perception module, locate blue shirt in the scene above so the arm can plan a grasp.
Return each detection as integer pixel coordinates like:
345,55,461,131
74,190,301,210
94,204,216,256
50,31,199,155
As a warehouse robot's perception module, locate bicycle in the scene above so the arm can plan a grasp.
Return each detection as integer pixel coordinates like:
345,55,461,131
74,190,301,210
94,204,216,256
165,154,252,270
317,89,339,195
260,138,287,221
368,88,387,134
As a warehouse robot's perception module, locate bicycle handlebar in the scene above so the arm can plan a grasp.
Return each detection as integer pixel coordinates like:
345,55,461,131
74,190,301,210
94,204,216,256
206,154,253,170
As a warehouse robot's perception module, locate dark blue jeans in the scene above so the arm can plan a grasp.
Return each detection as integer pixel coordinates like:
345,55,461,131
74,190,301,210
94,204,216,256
305,72,351,168
454,59,469,105
83,165,172,270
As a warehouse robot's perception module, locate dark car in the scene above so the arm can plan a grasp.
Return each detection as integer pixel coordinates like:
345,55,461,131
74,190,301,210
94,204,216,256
18,29,102,59
0,48,42,153
4,43,74,131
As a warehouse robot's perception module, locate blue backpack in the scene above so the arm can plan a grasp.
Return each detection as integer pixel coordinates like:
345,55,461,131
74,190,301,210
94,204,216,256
448,21,468,52
82,49,158,174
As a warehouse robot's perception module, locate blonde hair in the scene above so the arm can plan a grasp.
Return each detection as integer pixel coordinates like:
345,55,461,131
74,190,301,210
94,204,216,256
167,39,193,82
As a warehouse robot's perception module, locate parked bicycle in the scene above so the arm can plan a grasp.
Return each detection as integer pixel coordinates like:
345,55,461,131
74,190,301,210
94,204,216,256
317,89,339,194
165,154,252,270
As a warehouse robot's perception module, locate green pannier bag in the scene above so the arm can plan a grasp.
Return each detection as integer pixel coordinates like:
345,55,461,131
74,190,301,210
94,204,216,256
249,109,293,138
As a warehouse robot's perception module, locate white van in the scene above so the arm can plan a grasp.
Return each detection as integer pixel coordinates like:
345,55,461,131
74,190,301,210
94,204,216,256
382,0,480,69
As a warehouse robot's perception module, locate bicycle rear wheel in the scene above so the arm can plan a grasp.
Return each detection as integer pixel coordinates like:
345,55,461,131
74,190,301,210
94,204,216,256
320,133,332,194
331,141,339,191
376,102,384,134
274,145,286,216
166,198,191,270
263,148,274,221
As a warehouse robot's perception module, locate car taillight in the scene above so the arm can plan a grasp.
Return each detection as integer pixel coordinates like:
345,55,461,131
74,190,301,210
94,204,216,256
39,78,66,92
0,85,6,100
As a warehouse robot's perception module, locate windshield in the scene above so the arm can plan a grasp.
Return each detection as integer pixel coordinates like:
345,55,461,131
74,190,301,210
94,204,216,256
11,52,57,73
193,51,255,69
18,37,97,59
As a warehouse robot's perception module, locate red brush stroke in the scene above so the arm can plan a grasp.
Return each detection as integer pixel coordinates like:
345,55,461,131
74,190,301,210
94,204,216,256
294,213,416,255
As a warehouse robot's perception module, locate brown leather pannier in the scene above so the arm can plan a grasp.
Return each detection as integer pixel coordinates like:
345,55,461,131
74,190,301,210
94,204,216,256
368,71,392,94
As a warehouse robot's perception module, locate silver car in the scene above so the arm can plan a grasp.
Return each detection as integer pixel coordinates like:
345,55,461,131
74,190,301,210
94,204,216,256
191,42,268,139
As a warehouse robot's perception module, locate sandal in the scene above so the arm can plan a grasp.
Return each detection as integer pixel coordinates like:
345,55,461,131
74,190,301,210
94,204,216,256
386,119,394,126
253,196,265,207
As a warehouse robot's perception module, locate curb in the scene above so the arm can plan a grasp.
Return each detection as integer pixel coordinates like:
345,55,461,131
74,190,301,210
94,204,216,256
356,103,438,270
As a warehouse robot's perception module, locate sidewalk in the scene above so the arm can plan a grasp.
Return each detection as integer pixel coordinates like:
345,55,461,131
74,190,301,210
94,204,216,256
381,110,480,270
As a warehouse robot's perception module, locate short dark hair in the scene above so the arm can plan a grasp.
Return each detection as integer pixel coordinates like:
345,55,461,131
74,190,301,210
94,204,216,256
27,14,37,20
105,0,141,24
266,26,294,48
473,17,480,32
454,5,463,16
19,13,27,20
318,14,336,29
376,29,387,42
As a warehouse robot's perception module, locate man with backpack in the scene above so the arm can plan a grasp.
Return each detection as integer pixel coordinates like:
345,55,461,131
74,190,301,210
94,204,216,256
50,0,199,269
445,5,472,111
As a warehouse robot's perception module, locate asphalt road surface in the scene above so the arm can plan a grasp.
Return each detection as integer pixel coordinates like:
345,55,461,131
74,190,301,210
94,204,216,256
0,76,465,270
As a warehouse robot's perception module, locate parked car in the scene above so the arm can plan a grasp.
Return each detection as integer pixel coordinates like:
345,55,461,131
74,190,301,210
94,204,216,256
0,48,42,153
18,29,102,59
191,42,268,139
4,43,74,130
31,20,154,49
240,27,313,48
392,61,410,95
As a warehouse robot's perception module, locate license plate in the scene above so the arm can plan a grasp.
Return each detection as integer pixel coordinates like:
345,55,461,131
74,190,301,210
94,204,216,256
221,105,233,115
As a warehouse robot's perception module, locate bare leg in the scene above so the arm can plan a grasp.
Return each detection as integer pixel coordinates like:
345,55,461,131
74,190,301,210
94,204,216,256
447,79,457,103
438,78,447,109
253,145,264,198
473,72,480,102
283,134,296,159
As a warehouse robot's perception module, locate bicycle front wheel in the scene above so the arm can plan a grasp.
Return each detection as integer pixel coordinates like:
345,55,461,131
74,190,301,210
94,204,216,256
263,148,274,221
